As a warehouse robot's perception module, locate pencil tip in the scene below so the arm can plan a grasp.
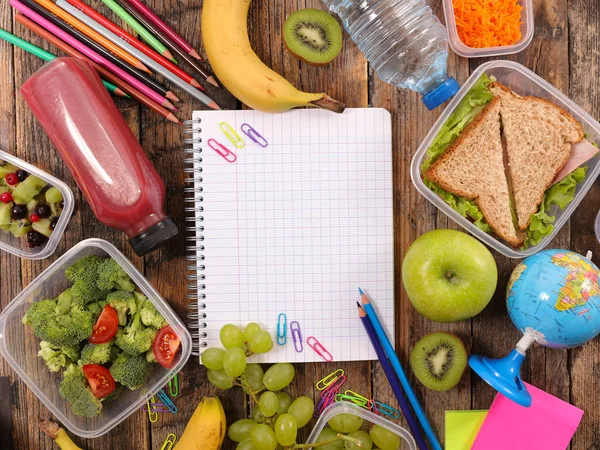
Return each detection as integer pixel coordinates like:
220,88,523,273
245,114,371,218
207,100,220,110
356,301,362,309
163,49,175,61
358,287,364,295
167,113,181,125
207,76,220,88
189,49,202,60
190,79,202,89
166,92,179,102
163,99,176,110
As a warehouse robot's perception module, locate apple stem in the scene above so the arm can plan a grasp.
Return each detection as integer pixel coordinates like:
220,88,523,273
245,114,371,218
446,271,453,280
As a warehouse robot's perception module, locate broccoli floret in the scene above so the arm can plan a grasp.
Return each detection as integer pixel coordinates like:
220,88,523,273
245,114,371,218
22,298,56,326
96,259,135,292
61,344,81,362
37,341,68,373
80,342,113,365
109,353,152,390
65,255,104,283
65,256,109,305
101,383,123,402
145,348,157,364
115,294,157,355
86,300,107,321
59,364,102,417
106,290,137,326
139,298,167,329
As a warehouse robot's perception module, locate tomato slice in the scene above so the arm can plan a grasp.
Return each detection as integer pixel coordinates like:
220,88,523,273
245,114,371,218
153,325,181,368
89,305,119,344
82,364,116,398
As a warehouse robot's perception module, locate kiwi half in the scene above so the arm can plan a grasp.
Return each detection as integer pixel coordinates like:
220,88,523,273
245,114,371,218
283,9,343,66
410,332,467,391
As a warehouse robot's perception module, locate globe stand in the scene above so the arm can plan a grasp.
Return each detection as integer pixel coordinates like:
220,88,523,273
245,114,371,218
468,332,536,407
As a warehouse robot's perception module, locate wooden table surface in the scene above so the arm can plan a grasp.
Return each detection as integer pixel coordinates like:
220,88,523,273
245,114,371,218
1,0,599,448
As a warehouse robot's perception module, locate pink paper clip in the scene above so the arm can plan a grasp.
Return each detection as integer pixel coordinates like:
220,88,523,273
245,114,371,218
369,399,378,414
290,321,303,352
321,375,346,398
320,388,337,411
207,138,236,163
307,336,333,362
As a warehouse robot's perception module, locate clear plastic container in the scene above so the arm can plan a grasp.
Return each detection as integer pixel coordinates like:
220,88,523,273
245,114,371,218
0,238,192,438
442,0,534,58
0,149,74,259
306,402,416,449
411,60,600,258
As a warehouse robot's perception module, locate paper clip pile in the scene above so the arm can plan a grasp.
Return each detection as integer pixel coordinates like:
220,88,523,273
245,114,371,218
314,369,346,417
143,373,180,422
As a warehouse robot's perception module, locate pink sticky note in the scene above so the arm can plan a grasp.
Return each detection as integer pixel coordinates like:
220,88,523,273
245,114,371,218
472,382,583,450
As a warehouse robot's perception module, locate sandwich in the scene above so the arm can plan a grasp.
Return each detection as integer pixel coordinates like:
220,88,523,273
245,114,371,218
421,75,598,248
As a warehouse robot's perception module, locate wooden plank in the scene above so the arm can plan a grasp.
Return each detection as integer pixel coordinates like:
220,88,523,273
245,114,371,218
0,377,15,449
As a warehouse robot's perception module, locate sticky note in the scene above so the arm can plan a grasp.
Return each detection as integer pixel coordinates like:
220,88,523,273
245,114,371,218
472,382,584,450
445,410,488,450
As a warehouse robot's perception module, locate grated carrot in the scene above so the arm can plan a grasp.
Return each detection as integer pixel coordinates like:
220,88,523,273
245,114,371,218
453,0,523,48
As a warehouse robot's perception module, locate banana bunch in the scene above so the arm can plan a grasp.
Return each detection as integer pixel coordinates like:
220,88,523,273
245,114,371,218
202,0,344,113
173,397,226,450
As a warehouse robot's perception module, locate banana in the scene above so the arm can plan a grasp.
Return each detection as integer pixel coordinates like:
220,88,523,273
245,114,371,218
173,397,226,450
201,0,344,113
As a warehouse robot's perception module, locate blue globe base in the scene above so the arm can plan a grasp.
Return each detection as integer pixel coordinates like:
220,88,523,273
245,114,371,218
469,349,532,407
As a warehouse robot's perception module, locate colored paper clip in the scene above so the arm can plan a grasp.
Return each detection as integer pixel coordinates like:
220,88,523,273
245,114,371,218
143,402,172,413
335,393,368,408
241,123,268,147
146,396,158,422
161,433,177,450
157,389,178,414
316,368,344,390
277,313,287,345
368,399,377,414
307,336,333,362
290,321,303,352
207,138,236,163
320,387,337,411
314,395,327,417
320,375,346,398
344,390,370,407
220,121,245,148
169,373,179,397
375,401,401,419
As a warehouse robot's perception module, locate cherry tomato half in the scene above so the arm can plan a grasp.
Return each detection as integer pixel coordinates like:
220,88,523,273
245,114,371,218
89,305,119,344
153,325,181,368
82,364,116,398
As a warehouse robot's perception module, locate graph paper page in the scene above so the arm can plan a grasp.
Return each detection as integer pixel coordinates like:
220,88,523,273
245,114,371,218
192,108,394,363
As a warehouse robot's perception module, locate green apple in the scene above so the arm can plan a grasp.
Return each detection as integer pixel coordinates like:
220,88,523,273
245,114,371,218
402,229,498,322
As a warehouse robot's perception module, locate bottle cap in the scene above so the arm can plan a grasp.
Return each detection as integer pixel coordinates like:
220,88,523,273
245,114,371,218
422,77,460,110
129,218,178,256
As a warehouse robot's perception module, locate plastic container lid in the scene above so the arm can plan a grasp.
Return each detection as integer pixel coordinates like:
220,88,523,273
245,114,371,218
129,217,178,256
423,77,460,110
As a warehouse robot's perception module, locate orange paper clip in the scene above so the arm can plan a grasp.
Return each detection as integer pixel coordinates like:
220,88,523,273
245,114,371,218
207,138,236,163
307,336,333,362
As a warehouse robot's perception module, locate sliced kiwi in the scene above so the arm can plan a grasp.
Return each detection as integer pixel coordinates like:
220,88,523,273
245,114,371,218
10,219,32,237
410,332,467,391
12,176,47,204
32,219,53,238
45,186,63,204
0,203,11,225
0,161,18,178
283,9,343,65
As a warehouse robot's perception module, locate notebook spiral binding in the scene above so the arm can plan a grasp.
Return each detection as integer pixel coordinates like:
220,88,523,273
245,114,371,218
183,118,207,355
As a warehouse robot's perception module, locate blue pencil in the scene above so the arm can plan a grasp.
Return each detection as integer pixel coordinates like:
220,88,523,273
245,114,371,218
358,303,427,450
359,288,442,450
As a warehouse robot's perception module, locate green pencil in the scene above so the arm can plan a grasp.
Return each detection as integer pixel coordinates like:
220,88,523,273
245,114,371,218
0,27,128,98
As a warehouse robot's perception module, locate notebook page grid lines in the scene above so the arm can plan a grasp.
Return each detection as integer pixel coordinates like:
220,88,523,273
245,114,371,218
191,108,394,363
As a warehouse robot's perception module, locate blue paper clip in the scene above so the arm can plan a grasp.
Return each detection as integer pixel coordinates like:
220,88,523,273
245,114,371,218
208,139,236,163
277,313,287,345
241,123,268,147
157,389,178,414
375,401,401,419
290,321,303,352
220,122,245,148
168,373,179,397
161,433,177,450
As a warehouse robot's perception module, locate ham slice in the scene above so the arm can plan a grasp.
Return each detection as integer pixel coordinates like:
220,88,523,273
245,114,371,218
552,139,599,185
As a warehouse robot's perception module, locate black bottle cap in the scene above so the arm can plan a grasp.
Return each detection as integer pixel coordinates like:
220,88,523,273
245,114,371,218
129,218,178,256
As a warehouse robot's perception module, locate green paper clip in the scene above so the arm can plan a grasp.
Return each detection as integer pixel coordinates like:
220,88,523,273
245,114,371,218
169,373,179,397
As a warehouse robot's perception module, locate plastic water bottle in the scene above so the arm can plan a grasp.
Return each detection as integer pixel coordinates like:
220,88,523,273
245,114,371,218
322,0,459,110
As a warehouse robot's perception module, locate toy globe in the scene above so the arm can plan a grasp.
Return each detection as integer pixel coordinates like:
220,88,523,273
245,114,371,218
469,249,600,407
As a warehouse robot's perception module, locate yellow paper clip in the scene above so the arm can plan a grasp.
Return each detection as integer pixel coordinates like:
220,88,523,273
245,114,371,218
316,368,344,390
147,396,158,423
169,373,179,397
344,389,370,407
161,433,177,450
335,393,368,408
220,122,245,148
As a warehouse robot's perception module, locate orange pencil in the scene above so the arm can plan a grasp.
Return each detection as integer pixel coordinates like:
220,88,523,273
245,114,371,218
33,0,150,73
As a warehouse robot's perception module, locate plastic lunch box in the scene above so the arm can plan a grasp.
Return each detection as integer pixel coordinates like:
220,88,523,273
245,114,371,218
306,402,416,450
0,238,192,438
411,60,600,259
442,0,534,58
0,149,74,259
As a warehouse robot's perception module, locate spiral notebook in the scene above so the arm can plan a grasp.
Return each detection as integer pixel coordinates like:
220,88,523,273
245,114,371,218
184,108,394,363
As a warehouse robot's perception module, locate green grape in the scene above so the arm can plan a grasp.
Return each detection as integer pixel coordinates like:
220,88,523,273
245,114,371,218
328,413,363,433
201,348,225,370
274,413,297,446
259,391,279,417
229,419,258,442
244,322,262,341
263,363,295,391
252,407,266,423
237,439,257,450
243,364,265,394
207,368,234,389
250,424,278,450
276,392,292,415
221,324,245,349
316,427,344,450
287,396,314,428
223,347,247,378
345,430,373,450
249,330,274,354
370,425,401,450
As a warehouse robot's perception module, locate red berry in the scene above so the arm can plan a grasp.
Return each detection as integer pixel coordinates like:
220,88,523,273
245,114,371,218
5,173,18,186
0,192,12,204
29,214,40,223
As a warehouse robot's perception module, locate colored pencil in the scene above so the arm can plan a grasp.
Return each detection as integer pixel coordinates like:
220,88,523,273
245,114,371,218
358,303,427,450
114,0,219,88
124,0,202,60
359,288,442,450
12,0,174,112
101,0,172,61
63,0,203,90
0,26,126,97
56,0,219,110
15,13,180,124
32,0,150,73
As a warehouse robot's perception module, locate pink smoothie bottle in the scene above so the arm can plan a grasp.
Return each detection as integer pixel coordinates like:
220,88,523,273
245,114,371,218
21,57,178,255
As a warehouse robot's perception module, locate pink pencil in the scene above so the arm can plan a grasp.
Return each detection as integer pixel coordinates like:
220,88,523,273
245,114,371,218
124,0,202,60
10,0,174,110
